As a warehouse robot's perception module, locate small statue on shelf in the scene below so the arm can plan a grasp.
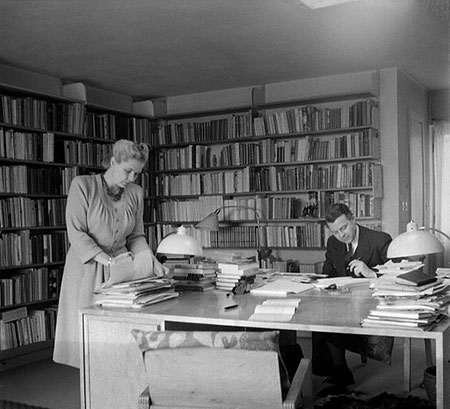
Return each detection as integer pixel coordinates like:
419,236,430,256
302,192,319,218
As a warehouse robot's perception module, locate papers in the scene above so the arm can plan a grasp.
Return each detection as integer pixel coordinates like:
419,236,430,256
249,278,314,297
94,277,179,308
314,276,371,289
374,260,423,276
248,299,301,322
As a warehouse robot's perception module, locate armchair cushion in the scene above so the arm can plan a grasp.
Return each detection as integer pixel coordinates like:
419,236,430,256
131,329,280,352
131,329,291,398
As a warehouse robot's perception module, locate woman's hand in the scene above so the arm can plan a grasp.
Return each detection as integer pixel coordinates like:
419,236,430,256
153,256,169,277
134,249,169,278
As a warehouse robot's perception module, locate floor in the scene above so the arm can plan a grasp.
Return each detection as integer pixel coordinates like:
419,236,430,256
0,336,432,409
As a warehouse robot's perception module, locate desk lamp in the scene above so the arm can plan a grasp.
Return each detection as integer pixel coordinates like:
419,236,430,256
195,205,262,265
387,221,448,259
156,226,203,258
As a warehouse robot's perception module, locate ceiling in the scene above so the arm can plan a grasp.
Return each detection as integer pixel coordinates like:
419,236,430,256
1,0,449,99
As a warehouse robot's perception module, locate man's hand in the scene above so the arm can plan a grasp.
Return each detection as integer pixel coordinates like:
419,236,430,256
347,259,377,278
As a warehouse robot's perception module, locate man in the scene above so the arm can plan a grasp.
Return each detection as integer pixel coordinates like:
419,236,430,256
313,203,392,396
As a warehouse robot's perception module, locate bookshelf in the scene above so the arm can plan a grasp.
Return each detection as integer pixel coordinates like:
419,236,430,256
0,81,156,370
151,93,383,272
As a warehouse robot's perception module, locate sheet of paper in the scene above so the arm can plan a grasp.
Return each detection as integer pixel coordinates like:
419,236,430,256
249,279,314,297
314,277,371,289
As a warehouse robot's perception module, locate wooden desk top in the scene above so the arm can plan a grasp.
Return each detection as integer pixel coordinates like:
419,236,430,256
81,282,450,340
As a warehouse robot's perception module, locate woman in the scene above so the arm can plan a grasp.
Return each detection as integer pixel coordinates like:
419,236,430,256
53,139,167,368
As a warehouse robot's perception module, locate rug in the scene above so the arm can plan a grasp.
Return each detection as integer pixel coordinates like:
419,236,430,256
0,401,50,409
314,391,434,409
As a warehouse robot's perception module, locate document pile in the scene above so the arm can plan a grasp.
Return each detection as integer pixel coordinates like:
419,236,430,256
370,261,448,298
248,298,301,322
170,262,217,292
94,277,178,308
215,259,259,292
361,296,450,329
362,261,450,329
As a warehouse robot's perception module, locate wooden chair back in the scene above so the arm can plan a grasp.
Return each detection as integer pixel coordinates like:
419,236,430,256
143,347,284,409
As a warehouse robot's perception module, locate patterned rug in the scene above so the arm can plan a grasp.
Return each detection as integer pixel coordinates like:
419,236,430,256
314,391,434,408
0,401,49,409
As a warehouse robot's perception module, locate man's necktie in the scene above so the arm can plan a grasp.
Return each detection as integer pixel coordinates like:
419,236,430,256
347,243,353,256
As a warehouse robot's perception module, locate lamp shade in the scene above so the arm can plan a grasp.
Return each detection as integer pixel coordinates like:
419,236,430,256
156,226,203,257
195,212,219,231
387,221,445,259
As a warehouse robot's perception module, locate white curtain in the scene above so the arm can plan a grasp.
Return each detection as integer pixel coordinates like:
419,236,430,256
430,122,450,267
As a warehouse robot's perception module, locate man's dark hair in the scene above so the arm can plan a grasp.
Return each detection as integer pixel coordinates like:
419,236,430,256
325,203,353,223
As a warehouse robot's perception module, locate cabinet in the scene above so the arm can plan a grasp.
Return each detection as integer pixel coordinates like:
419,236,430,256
0,83,156,369
151,93,383,271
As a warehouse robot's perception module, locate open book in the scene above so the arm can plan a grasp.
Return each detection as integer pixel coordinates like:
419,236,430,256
248,299,301,322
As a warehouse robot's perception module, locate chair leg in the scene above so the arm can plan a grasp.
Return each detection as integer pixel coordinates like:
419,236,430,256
403,338,434,393
137,387,151,409
424,339,434,367
403,338,412,392
283,358,312,409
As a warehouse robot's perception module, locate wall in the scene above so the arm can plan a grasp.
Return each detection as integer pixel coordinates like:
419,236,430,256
379,67,428,238
429,90,450,121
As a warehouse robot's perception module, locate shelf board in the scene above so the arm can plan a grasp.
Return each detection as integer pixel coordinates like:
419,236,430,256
0,261,64,271
0,192,67,198
155,105,254,121
0,157,104,170
0,225,66,232
257,92,377,110
0,298,59,311
154,125,376,149
0,339,54,360
153,156,380,175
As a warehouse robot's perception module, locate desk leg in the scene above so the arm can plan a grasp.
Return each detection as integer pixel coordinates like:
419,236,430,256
435,333,450,409
403,338,411,392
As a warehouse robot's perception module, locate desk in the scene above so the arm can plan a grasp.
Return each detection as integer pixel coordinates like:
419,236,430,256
79,284,450,409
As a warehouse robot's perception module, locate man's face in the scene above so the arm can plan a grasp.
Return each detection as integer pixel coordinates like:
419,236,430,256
327,214,356,244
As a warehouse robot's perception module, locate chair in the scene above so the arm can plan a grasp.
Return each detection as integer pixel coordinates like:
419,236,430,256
131,329,312,409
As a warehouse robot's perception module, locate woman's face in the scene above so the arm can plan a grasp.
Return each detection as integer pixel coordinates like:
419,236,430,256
110,158,145,188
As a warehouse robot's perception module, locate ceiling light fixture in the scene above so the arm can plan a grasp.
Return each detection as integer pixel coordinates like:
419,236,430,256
300,0,359,9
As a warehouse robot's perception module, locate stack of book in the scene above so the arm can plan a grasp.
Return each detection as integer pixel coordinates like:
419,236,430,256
94,277,178,308
371,270,447,299
216,259,259,292
170,262,218,292
363,269,450,329
361,297,448,329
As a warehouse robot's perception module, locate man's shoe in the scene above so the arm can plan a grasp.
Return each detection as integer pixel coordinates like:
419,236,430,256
316,378,348,397
331,364,355,386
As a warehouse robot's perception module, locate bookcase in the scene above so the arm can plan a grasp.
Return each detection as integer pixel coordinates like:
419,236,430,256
151,92,383,272
0,81,156,370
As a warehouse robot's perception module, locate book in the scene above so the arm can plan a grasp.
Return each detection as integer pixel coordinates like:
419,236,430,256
395,270,437,287
217,261,259,273
361,317,433,329
2,306,27,323
94,277,178,308
369,310,435,320
248,298,301,322
174,278,215,291
372,279,443,293
174,282,215,292
96,291,179,308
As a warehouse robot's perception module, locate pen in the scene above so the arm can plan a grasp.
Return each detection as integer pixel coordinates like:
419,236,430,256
224,304,238,311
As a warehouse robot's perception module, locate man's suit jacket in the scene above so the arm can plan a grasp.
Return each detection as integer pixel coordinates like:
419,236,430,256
323,224,392,277
312,225,394,377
